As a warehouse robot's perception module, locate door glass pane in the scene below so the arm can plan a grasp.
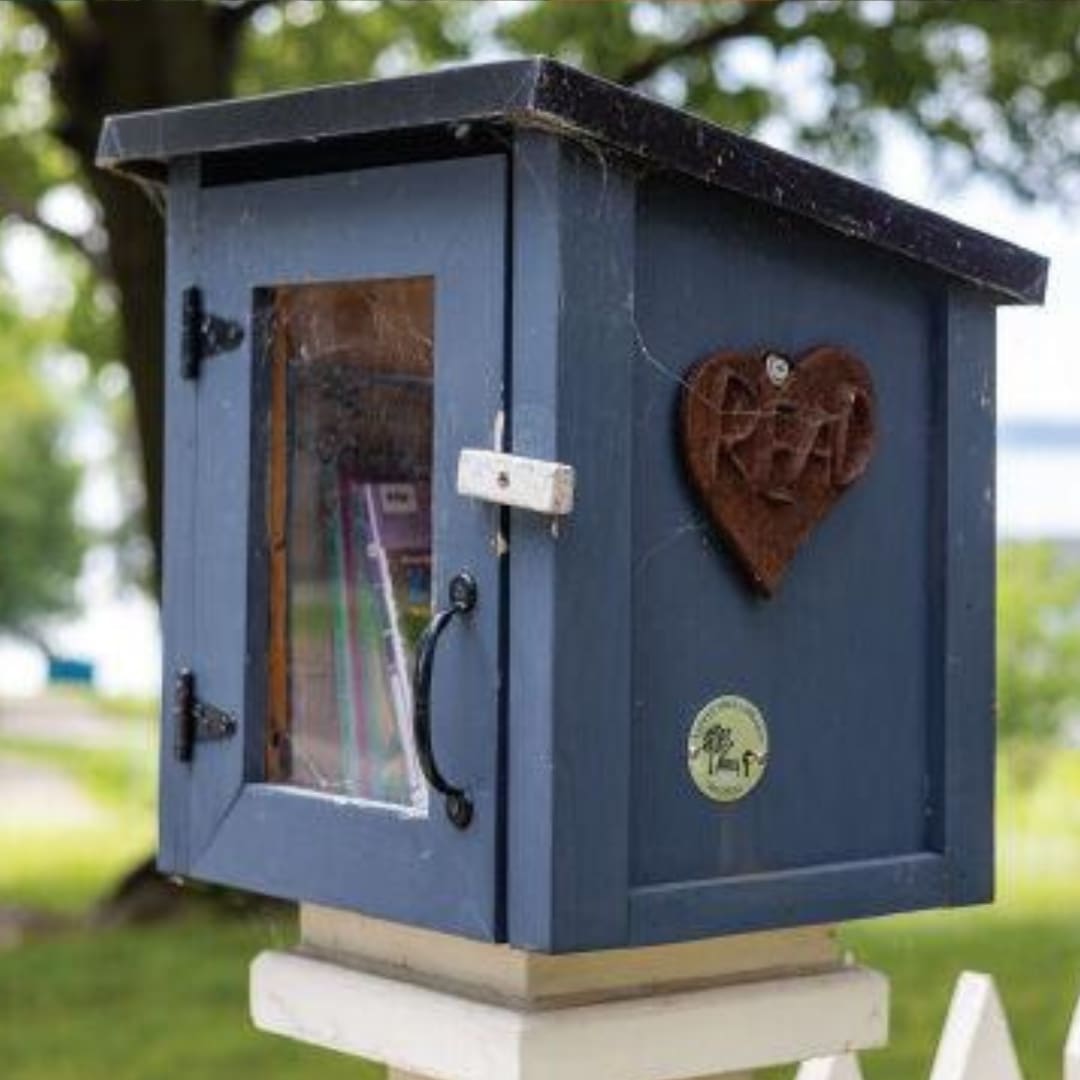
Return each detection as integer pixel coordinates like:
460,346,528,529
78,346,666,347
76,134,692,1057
265,278,433,812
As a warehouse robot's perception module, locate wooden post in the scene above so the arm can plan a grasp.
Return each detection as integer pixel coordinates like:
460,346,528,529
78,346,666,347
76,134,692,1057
796,1057,864,1080
249,905,889,1080
388,1073,756,1080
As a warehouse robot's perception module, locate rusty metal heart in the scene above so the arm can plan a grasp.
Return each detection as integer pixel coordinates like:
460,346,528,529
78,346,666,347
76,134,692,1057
680,346,877,595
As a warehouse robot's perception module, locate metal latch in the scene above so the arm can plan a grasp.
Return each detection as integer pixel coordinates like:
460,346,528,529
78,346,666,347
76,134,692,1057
173,668,237,763
180,286,244,381
456,449,575,516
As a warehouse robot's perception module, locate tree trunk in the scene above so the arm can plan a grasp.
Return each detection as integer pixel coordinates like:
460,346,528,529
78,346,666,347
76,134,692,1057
88,172,168,574
19,0,259,915
40,0,250,590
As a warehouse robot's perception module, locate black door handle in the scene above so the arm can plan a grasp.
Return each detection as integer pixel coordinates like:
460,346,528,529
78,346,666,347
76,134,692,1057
412,572,477,829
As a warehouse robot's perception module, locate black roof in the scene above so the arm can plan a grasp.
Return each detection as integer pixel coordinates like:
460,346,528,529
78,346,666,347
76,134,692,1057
97,57,1047,305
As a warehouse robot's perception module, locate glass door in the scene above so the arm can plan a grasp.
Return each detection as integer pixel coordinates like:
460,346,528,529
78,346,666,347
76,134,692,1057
265,278,435,813
165,157,507,940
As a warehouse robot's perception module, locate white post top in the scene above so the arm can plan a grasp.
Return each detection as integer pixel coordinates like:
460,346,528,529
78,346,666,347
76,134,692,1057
299,904,844,1008
252,949,887,1080
248,905,890,1080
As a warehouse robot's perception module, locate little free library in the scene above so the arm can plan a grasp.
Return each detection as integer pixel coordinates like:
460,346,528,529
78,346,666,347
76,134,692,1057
98,57,1047,957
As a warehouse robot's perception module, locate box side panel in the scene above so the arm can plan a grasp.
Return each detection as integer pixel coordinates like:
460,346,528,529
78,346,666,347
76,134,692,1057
507,133,637,951
625,174,994,941
158,157,201,874
939,287,996,906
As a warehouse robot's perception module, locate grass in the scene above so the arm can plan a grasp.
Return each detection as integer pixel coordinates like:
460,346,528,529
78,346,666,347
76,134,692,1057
0,699,1078,1079
770,750,1080,1079
0,824,154,913
0,720,156,912
0,702,378,1078
0,733,155,814
845,904,1080,1079
0,914,379,1080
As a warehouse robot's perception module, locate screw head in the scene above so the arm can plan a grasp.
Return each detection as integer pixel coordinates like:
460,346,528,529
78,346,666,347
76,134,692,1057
765,352,791,387
448,571,478,612
445,792,473,829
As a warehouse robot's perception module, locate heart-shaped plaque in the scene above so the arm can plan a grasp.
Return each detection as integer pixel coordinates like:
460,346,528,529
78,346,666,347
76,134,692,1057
680,346,877,595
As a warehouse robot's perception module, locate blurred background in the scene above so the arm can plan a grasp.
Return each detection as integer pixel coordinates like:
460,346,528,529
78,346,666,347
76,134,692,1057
0,2,1077,1078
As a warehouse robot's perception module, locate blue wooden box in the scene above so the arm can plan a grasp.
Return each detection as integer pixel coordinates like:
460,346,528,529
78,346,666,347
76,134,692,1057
98,59,1047,953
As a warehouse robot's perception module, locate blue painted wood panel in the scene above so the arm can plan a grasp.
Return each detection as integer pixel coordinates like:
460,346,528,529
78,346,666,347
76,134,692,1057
159,132,998,952
506,134,636,952
161,157,508,940
938,288,997,905
616,175,995,944
632,176,936,887
158,156,201,875
496,143,997,952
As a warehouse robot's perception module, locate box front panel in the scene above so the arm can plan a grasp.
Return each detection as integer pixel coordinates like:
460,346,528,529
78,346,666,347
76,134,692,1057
162,157,508,939
629,176,967,922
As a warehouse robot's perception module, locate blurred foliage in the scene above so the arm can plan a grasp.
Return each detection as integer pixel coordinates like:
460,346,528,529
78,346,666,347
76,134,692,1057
0,0,1077,598
493,0,1080,199
998,542,1080,746
0,733,154,814
231,1,1080,203
0,293,85,636
235,0,473,95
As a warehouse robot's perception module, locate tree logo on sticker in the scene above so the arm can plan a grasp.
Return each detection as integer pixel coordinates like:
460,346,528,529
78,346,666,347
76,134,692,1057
687,695,769,803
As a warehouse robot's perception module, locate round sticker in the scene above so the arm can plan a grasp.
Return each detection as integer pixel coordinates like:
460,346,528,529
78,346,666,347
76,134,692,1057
687,695,769,803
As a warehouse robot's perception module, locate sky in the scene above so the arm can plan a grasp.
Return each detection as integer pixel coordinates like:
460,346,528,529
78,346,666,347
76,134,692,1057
0,47,1077,700
936,181,1080,541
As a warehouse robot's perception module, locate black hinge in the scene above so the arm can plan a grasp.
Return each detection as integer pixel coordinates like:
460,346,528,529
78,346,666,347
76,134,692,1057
173,668,237,763
180,286,245,381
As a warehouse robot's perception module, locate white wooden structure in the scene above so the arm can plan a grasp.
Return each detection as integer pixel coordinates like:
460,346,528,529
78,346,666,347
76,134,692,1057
928,973,1023,1080
456,449,576,516
252,907,887,1080
251,905,1080,1079
795,1056,864,1080
795,968,1080,1080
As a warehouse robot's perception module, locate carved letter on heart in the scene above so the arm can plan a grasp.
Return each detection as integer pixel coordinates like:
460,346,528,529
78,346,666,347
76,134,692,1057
680,346,877,595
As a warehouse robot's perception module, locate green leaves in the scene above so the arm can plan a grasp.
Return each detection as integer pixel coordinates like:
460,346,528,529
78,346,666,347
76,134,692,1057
0,0,1077,623
235,0,470,96
494,0,1080,203
0,294,87,634
998,543,1080,745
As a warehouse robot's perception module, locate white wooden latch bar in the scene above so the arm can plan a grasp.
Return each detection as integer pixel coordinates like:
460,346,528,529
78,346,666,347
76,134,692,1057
457,449,575,516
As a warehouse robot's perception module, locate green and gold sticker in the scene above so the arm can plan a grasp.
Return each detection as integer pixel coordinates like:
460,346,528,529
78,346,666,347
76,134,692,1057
687,695,769,804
